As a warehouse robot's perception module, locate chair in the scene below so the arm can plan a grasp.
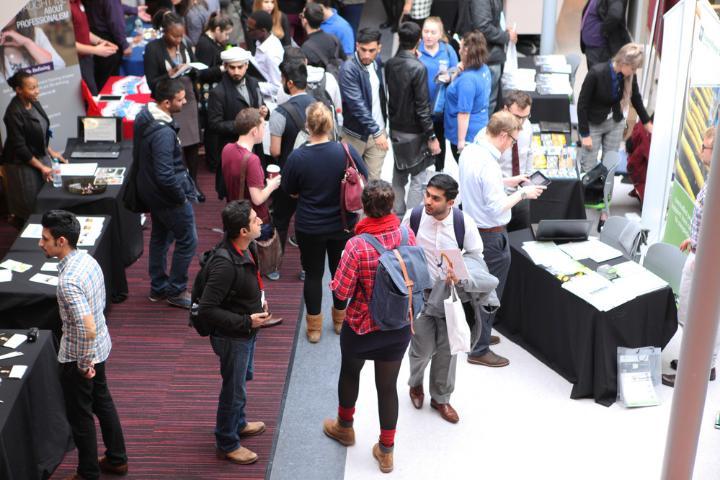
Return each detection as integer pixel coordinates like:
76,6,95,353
598,216,648,261
643,242,687,295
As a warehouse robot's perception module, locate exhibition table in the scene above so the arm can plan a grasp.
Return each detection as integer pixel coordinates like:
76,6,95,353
495,229,678,406
513,56,572,127
0,330,73,479
98,77,152,140
34,139,142,302
529,177,586,222
0,215,112,335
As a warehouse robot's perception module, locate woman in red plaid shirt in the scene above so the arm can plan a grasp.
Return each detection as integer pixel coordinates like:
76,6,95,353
323,180,417,474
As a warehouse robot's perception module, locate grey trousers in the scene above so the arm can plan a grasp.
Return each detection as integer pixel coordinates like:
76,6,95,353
392,167,430,217
408,309,457,403
578,117,624,214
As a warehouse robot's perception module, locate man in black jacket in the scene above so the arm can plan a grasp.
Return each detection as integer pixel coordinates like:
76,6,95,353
199,200,273,465
385,22,440,216
467,0,517,113
580,0,631,69
207,47,267,199
134,79,198,309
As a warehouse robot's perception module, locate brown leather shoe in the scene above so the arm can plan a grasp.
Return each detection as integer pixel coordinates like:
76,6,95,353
467,349,509,367
323,418,355,446
430,399,459,423
372,442,394,473
98,456,128,475
240,421,266,437
490,335,500,346
409,385,424,409
216,446,258,464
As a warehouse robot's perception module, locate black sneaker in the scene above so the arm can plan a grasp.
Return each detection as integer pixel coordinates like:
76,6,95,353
148,290,167,302
167,292,192,309
288,235,299,248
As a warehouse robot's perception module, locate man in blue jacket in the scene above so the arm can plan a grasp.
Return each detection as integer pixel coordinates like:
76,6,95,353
339,28,388,181
134,78,198,309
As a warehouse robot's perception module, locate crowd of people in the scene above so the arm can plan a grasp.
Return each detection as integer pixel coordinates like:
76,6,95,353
1,0,672,478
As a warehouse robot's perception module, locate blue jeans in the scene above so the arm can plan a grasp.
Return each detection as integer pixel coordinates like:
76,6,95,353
471,230,510,356
148,201,198,297
211,334,257,453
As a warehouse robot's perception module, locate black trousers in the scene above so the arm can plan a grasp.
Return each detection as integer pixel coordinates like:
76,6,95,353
79,55,98,95
92,31,123,91
381,0,404,27
59,361,127,480
433,118,448,172
296,229,350,315
272,188,298,251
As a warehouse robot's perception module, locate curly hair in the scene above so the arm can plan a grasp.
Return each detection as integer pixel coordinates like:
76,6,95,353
361,180,395,218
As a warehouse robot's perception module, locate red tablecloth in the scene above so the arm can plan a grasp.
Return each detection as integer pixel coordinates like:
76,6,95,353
98,76,152,140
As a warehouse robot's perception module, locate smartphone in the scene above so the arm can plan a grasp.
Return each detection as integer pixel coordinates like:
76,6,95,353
527,170,552,187
98,95,123,101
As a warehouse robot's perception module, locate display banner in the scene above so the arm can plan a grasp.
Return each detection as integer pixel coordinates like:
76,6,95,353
0,0,85,151
662,1,720,245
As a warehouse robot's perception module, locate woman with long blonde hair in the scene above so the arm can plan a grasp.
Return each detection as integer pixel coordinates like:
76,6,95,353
253,0,291,46
577,42,652,231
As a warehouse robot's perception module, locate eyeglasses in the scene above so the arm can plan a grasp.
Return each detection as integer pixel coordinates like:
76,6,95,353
508,133,518,145
702,143,713,152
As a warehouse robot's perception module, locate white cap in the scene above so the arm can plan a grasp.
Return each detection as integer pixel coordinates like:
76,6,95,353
220,47,252,64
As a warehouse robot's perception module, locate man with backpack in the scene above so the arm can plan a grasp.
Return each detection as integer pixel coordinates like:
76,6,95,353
385,22,440,217
194,200,273,465
269,60,314,250
301,2,346,76
402,174,485,423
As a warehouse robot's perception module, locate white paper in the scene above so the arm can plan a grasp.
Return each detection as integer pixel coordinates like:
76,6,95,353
436,249,470,280
0,269,11,282
0,351,23,360
620,371,660,407
20,223,43,239
60,163,98,177
81,117,118,142
188,61,208,70
41,262,59,272
0,259,32,273
9,365,27,379
561,272,635,311
29,273,59,287
557,239,623,263
611,261,668,297
522,241,584,275
3,334,27,349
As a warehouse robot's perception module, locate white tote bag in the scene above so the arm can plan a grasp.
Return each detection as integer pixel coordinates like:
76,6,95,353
444,285,471,355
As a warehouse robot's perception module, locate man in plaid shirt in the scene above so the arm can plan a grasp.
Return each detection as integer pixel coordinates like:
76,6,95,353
39,210,127,480
664,127,718,388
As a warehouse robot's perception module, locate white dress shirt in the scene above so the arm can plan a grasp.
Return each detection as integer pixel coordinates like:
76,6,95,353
402,208,484,282
254,34,284,88
366,58,385,132
458,139,512,228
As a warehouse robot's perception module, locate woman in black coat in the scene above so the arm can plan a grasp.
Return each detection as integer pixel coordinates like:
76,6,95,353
144,10,221,202
2,71,66,225
577,42,652,230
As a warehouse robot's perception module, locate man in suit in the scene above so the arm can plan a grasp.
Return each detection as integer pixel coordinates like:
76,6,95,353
207,47,267,199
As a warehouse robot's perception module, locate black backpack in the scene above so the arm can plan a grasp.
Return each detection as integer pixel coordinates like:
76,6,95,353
123,124,152,213
408,206,466,250
189,247,237,336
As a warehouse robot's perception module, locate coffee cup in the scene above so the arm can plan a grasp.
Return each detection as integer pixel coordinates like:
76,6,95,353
266,164,280,179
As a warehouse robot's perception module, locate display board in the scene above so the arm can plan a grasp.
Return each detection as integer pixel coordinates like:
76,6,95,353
0,0,85,152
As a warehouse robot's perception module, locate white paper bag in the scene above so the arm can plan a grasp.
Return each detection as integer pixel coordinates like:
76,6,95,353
444,286,471,355
504,42,518,73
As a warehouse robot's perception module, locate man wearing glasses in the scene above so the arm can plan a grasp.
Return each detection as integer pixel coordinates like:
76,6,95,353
458,111,545,367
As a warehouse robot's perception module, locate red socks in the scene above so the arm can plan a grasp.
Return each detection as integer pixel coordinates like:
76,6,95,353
338,406,355,423
379,428,396,448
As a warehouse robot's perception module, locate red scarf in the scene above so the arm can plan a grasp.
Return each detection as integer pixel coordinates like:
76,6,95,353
354,214,400,235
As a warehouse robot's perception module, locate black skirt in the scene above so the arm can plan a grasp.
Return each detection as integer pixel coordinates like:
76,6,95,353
340,322,411,362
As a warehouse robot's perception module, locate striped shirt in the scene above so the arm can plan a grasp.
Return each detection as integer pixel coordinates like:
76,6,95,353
57,249,111,370
690,185,706,251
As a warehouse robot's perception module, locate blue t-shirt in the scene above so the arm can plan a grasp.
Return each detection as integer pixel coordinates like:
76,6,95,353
281,141,368,234
418,41,459,104
444,65,491,146
321,9,354,56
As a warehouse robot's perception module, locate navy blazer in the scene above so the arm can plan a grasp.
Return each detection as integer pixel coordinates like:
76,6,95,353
339,54,387,141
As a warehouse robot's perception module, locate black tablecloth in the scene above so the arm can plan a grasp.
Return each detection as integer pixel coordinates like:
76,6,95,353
0,215,112,334
530,178,586,223
33,139,143,302
0,330,72,479
495,229,678,406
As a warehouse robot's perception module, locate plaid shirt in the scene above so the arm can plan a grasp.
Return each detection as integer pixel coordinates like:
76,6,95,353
331,227,417,335
690,184,706,251
57,250,111,370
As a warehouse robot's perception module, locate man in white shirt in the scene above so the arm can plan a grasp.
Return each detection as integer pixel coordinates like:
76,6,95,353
247,11,284,88
402,174,484,423
459,111,545,367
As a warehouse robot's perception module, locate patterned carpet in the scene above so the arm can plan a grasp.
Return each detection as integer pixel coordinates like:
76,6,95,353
1,168,304,479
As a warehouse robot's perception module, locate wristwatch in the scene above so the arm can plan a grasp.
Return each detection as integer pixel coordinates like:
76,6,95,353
520,189,528,200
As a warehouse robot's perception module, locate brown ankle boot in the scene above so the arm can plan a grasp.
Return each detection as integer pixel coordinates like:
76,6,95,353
306,313,323,343
331,307,346,335
322,418,355,446
372,443,393,473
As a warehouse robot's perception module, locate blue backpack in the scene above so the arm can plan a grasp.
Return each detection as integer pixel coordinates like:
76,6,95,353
360,227,432,331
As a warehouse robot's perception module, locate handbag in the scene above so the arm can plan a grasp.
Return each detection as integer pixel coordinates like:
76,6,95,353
339,142,366,231
444,283,471,355
390,130,432,173
255,228,283,276
582,161,608,205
